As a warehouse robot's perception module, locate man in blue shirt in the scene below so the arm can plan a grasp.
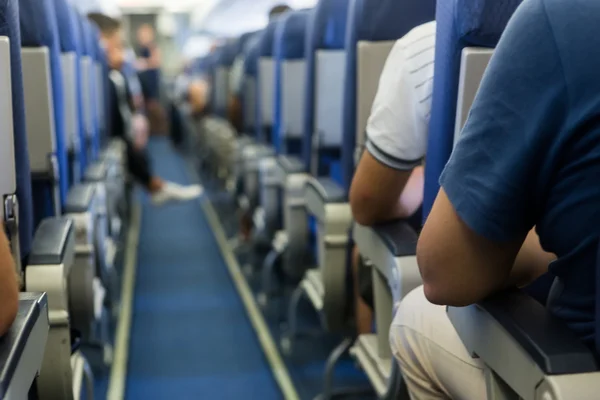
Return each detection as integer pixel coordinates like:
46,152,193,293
391,0,600,398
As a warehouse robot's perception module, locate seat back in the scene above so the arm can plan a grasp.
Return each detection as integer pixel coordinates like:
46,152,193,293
342,0,436,191
90,23,108,147
0,0,34,264
19,0,69,224
302,0,351,181
77,16,99,163
257,21,279,144
273,10,309,155
68,7,87,177
214,40,238,117
423,0,522,220
53,0,81,186
242,33,262,135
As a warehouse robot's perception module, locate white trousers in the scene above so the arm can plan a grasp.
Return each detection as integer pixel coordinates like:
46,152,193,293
390,285,487,400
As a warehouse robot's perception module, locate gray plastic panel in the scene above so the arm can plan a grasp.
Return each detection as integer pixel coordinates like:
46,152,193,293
29,217,74,266
281,60,306,139
0,37,15,222
314,50,346,148
0,293,48,399
453,48,493,147
259,58,275,126
65,184,96,213
61,53,79,152
21,47,56,174
84,161,108,182
244,77,257,128
355,41,395,162
215,66,230,112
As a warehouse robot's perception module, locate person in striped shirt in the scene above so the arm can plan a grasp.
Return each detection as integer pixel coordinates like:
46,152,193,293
349,22,435,335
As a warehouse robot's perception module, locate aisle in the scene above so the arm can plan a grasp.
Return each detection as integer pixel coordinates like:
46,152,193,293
125,137,281,399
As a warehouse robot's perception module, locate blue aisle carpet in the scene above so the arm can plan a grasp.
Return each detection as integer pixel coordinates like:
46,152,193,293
125,138,281,399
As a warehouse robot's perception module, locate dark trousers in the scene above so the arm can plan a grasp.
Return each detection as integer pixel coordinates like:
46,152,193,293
125,139,153,189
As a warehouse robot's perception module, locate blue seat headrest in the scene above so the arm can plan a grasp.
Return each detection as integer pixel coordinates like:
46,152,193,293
68,6,83,54
276,10,309,60
243,33,262,77
218,41,239,67
340,0,436,190
19,0,69,208
423,0,522,219
301,0,351,171
78,18,94,58
258,20,279,57
313,0,351,50
273,10,310,153
53,0,78,53
0,0,34,257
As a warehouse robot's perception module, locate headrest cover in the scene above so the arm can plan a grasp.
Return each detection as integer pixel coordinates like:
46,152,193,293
258,20,279,57
53,0,78,52
423,0,522,219
276,10,309,60
313,0,351,49
219,40,239,67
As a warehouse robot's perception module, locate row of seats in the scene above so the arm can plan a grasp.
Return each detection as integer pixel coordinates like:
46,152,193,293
185,0,600,398
0,0,129,398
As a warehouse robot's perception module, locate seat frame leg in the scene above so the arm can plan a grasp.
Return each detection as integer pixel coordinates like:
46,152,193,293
314,337,375,400
258,247,283,308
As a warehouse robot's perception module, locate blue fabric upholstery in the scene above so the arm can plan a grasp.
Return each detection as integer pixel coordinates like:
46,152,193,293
256,21,280,142
69,7,87,176
78,17,100,161
0,0,34,258
19,0,69,215
218,40,239,67
242,33,262,134
301,0,350,172
422,0,523,220
340,0,436,191
273,10,309,154
53,0,77,53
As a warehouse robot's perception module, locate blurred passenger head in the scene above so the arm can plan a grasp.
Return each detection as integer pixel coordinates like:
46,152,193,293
88,13,125,70
269,4,291,20
137,24,156,47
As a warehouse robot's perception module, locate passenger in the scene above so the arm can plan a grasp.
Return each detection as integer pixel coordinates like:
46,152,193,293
88,13,203,205
227,3,292,131
348,22,434,334
0,225,18,336
135,23,160,71
391,0,599,398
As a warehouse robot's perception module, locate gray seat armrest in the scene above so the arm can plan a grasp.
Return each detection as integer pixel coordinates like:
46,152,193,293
306,177,347,204
372,220,418,257
278,155,304,174
0,293,48,398
448,290,598,376
29,217,74,265
84,160,108,182
64,184,96,213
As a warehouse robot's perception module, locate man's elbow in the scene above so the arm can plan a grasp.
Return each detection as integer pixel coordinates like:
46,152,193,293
350,190,384,226
417,245,484,307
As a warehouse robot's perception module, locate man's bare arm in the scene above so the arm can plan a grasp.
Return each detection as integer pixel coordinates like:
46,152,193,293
350,151,422,226
0,224,18,336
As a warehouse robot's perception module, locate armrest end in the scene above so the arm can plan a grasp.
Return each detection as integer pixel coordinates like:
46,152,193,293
65,184,96,213
448,290,598,376
29,217,75,266
372,220,418,257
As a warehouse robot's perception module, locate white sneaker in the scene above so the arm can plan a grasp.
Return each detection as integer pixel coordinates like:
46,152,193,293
151,182,203,206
